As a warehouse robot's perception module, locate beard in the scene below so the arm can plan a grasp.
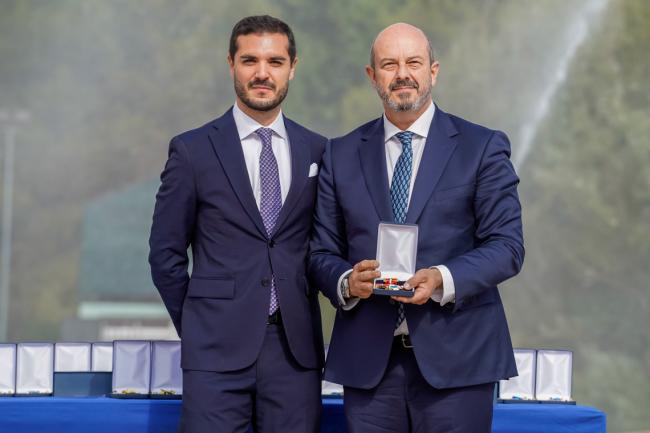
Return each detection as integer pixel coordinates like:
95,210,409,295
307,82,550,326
375,77,432,112
234,77,289,112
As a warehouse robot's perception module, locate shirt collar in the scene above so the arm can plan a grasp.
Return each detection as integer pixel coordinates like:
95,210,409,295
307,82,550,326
232,102,288,141
383,101,436,143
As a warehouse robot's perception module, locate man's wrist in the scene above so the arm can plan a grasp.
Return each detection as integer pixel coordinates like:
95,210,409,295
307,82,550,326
341,275,351,299
429,265,455,305
336,269,354,306
427,266,443,288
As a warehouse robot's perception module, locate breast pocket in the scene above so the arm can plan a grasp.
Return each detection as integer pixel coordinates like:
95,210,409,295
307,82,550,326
431,184,475,226
433,183,475,202
187,277,235,299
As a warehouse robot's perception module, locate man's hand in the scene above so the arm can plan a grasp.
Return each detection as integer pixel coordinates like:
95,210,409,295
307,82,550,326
391,268,442,305
349,260,380,299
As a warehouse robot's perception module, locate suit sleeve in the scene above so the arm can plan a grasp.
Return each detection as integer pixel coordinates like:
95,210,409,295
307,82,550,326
444,130,524,312
148,136,197,335
308,140,353,307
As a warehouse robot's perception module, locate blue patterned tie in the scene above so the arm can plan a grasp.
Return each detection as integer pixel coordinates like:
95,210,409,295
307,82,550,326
256,127,281,314
390,131,414,329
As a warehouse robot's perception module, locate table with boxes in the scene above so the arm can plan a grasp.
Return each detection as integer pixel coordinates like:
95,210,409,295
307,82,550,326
0,342,605,432
0,340,182,398
498,348,574,403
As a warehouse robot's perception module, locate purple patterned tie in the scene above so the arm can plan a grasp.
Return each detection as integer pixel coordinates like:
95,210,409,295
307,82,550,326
256,127,281,314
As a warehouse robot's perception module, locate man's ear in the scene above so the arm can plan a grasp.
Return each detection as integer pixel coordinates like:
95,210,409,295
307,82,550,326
365,64,376,85
430,61,440,87
289,56,298,80
227,54,235,77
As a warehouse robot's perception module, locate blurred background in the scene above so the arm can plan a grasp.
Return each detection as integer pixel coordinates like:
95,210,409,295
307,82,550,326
0,0,648,431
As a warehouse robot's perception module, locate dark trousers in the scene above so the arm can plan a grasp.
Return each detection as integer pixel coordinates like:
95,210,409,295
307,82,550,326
180,321,321,433
344,337,495,433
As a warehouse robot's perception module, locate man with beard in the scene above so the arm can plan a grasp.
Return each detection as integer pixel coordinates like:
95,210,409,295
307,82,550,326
309,23,524,433
149,15,326,433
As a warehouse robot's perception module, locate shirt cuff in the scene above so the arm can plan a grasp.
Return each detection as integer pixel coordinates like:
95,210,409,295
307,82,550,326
430,265,455,306
337,269,360,310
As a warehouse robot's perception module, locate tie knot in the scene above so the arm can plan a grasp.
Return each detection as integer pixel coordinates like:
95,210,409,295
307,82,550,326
255,127,273,147
395,131,414,149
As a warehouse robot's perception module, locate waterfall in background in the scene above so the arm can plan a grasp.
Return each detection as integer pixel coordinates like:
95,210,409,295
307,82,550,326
514,0,609,169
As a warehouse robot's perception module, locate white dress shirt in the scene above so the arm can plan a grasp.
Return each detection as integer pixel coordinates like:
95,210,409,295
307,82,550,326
232,102,292,207
338,101,456,335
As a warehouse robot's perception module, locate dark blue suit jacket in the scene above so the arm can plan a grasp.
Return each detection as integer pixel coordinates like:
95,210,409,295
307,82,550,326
149,108,326,372
309,106,524,389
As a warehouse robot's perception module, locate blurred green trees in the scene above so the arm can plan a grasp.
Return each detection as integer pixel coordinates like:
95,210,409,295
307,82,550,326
1,0,648,430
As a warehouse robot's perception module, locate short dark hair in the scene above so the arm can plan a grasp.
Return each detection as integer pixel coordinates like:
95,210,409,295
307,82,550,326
229,15,296,63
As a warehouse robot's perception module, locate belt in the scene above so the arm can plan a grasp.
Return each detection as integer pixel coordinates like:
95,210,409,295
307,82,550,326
394,334,413,349
267,310,282,325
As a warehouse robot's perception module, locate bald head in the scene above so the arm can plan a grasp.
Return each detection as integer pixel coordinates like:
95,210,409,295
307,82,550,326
369,23,435,69
365,22,439,117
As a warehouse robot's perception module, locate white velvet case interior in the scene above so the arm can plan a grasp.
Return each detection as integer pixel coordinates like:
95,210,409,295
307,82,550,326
321,345,343,396
150,341,182,395
0,343,17,395
535,349,573,401
55,342,91,372
499,349,536,400
375,222,418,281
91,342,113,372
112,341,151,395
16,343,54,395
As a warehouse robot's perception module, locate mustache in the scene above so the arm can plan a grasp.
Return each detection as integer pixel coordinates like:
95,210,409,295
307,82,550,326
248,79,276,90
389,79,418,90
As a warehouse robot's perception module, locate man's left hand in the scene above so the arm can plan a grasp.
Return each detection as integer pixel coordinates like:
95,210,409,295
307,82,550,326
391,268,442,305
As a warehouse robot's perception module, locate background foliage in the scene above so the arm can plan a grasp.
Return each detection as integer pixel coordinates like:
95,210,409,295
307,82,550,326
1,1,648,431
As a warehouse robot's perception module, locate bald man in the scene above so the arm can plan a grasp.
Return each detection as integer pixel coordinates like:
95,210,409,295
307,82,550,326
309,23,524,433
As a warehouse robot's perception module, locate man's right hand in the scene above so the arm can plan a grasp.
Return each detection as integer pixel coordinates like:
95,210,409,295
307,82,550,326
349,260,380,299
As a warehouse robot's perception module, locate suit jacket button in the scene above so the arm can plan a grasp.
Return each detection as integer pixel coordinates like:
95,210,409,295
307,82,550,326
261,278,271,287
268,239,275,248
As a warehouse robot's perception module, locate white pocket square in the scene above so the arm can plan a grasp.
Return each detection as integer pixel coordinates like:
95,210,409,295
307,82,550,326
308,163,319,177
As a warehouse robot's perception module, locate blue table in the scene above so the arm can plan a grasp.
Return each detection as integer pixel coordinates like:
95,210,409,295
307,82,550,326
0,397,606,432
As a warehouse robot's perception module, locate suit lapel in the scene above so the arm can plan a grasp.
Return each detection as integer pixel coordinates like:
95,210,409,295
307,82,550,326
406,108,459,224
208,109,267,238
359,118,394,222
272,118,310,236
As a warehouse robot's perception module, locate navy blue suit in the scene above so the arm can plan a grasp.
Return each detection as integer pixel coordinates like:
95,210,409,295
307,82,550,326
149,108,326,432
309,106,524,431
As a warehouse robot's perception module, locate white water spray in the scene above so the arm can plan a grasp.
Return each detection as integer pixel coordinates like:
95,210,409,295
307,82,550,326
514,0,609,169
